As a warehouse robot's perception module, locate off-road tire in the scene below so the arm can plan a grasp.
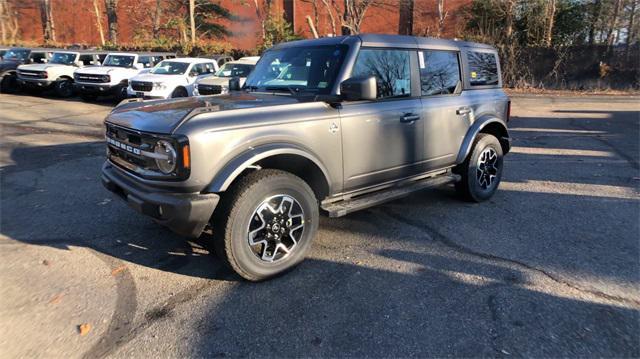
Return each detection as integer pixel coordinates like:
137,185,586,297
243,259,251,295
0,73,18,93
455,133,504,202
212,169,319,281
171,87,188,98
54,78,73,98
115,84,129,102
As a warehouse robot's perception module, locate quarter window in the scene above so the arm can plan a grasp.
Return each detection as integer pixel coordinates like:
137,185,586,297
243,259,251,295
419,50,460,96
351,49,411,99
467,51,499,86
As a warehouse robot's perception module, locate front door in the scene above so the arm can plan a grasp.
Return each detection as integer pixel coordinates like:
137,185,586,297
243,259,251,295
340,48,424,192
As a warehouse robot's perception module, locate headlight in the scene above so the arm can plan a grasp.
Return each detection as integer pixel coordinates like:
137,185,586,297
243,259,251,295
154,140,177,174
102,75,110,82
153,82,166,90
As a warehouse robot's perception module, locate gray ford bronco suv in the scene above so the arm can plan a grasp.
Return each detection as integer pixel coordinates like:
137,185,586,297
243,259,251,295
102,34,511,280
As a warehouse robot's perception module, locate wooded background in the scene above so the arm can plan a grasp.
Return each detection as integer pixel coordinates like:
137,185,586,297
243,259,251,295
0,0,638,89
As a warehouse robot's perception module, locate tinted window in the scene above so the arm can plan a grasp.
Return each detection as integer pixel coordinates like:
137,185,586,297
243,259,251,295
419,50,460,96
138,56,153,68
30,52,47,63
352,49,411,99
5,49,30,60
468,51,499,86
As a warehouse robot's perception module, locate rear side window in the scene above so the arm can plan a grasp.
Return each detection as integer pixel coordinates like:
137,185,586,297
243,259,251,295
79,55,94,66
31,52,47,63
139,56,153,68
352,49,411,99
419,50,460,96
467,51,499,86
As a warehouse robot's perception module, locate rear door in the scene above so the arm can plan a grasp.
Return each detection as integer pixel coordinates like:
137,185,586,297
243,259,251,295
339,48,424,192
418,49,470,170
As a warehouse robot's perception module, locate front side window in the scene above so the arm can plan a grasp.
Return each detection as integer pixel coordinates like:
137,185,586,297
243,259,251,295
351,49,411,99
150,61,189,75
468,51,499,86
104,55,134,68
215,63,254,78
50,52,78,65
420,50,460,96
244,45,347,94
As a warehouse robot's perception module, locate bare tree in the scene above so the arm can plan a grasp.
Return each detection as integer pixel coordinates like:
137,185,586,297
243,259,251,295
543,0,557,47
92,0,106,46
320,0,338,36
105,0,118,44
153,0,163,36
398,0,414,35
189,0,196,44
627,0,638,46
436,0,447,37
606,0,622,46
0,0,19,43
40,0,56,43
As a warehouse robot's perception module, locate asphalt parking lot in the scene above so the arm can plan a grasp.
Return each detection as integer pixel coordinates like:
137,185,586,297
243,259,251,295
1,92,639,357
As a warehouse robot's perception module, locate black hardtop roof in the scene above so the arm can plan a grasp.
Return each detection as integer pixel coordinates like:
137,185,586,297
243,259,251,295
271,33,495,51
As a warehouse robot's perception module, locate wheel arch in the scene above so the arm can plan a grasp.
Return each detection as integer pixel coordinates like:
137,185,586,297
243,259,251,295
456,116,510,164
206,144,331,201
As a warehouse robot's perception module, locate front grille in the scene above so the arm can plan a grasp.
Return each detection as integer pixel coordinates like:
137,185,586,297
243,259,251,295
197,84,222,95
131,81,152,92
75,73,109,83
106,124,157,172
18,70,45,78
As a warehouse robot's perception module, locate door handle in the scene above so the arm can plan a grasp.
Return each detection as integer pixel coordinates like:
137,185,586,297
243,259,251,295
456,107,471,115
400,113,420,123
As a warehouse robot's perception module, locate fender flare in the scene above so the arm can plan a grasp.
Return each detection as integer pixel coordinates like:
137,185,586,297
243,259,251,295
455,116,510,164
205,143,332,193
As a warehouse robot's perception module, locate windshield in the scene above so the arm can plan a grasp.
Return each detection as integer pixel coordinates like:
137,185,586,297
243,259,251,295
150,61,189,75
4,49,30,61
215,63,254,78
244,45,347,94
50,52,77,65
103,55,135,68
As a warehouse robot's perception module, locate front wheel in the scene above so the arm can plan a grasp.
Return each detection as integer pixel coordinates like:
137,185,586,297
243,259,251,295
0,73,18,93
213,169,319,281
455,133,504,202
170,87,188,98
54,78,73,97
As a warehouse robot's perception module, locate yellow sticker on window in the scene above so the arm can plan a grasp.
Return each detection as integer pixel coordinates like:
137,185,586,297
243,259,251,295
471,71,478,78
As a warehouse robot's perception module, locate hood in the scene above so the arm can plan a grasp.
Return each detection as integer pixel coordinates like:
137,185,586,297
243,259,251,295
76,66,131,75
0,59,22,71
198,76,232,87
105,92,302,134
131,72,182,83
19,63,72,71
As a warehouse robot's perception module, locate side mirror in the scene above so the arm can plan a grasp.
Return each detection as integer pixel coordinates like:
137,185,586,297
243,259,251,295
134,63,143,70
189,71,198,77
228,77,241,91
340,76,377,101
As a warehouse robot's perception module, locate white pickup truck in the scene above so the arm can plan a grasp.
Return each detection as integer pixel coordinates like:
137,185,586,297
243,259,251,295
127,57,218,99
194,56,258,96
17,50,107,97
73,52,175,101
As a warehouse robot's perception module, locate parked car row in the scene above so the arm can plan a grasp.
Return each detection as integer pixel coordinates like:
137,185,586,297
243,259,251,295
0,46,259,102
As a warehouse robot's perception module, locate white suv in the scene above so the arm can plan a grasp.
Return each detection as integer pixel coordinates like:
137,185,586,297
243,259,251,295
194,56,259,96
127,58,218,99
17,50,106,97
73,52,174,101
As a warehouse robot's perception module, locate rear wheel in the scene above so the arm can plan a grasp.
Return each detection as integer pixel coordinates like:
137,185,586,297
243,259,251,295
171,87,188,98
455,133,504,202
54,78,73,97
212,169,319,281
115,84,129,102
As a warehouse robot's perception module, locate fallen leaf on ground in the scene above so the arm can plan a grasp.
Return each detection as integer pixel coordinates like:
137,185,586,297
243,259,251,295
41,260,50,266
48,293,64,305
78,323,91,336
111,265,126,276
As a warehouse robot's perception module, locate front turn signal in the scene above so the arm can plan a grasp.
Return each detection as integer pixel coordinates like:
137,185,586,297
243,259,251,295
182,145,190,169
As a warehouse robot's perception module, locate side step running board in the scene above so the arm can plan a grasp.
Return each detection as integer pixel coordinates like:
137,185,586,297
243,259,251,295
322,174,461,218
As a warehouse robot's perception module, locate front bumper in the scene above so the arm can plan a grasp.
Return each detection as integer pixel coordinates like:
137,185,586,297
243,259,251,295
74,82,120,95
18,78,54,88
127,87,170,100
101,161,219,238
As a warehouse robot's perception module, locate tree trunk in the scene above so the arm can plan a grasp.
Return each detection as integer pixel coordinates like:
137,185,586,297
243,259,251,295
627,0,638,47
588,0,601,45
436,0,446,37
92,0,106,46
398,0,414,35
0,0,6,43
40,0,56,43
342,0,351,35
321,0,337,36
544,0,556,47
189,0,196,44
152,0,163,36
606,0,622,46
105,0,118,44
